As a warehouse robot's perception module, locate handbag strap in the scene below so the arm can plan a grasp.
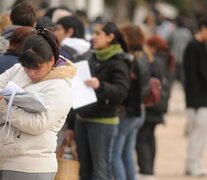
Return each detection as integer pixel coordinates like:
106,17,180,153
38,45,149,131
0,90,16,142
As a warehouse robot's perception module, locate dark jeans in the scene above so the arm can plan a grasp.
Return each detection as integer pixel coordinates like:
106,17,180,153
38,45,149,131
75,120,118,180
136,123,156,175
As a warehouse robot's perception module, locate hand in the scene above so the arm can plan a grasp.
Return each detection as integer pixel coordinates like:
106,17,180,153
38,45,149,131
85,77,100,89
64,129,74,144
0,96,3,100
64,129,78,160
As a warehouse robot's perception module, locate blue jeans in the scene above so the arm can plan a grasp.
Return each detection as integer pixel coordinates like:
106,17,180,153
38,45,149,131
75,120,118,180
113,111,145,180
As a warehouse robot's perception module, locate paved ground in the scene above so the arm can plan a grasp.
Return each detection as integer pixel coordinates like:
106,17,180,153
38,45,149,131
154,82,207,180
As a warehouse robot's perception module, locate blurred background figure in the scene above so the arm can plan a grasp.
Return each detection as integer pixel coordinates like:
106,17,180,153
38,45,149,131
75,10,93,41
0,26,35,74
112,22,150,180
44,6,73,23
36,16,55,31
0,12,11,35
2,2,37,40
54,15,91,61
137,35,174,180
0,12,11,54
183,15,207,177
168,16,192,83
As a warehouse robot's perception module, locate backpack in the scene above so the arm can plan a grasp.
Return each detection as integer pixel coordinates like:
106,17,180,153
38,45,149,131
143,77,162,107
145,54,172,114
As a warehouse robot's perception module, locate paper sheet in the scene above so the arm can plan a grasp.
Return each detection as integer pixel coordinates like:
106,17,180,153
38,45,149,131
72,60,97,109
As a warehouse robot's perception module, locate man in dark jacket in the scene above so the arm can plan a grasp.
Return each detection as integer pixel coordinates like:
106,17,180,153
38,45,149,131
183,16,207,177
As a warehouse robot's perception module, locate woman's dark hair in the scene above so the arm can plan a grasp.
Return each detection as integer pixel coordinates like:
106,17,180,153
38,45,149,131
8,26,36,54
101,22,128,52
19,27,59,68
56,15,85,38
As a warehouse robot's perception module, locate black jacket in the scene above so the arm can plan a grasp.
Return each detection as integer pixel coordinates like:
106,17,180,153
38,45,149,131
77,52,130,118
124,54,151,116
183,39,207,108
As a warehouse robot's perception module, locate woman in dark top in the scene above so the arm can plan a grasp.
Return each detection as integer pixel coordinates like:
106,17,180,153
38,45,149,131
75,22,130,180
136,35,174,179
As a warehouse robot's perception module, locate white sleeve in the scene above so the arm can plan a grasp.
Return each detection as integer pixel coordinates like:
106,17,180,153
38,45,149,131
0,64,22,89
0,79,72,135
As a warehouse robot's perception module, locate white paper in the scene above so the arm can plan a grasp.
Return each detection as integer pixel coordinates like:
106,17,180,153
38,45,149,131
72,60,97,109
0,81,47,112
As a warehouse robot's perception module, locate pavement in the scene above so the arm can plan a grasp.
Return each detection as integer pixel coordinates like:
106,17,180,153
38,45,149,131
154,82,207,180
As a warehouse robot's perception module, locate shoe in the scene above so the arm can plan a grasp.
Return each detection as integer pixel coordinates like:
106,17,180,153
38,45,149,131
185,168,207,177
138,174,154,180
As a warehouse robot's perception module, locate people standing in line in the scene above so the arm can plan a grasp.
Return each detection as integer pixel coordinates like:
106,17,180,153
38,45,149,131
75,22,130,180
112,23,150,180
137,35,174,180
0,27,35,74
183,16,207,177
0,28,75,180
2,2,37,41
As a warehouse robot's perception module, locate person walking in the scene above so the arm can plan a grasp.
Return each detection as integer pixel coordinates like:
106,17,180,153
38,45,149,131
183,16,207,177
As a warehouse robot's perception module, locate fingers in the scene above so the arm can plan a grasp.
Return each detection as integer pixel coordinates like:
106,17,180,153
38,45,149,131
85,77,100,89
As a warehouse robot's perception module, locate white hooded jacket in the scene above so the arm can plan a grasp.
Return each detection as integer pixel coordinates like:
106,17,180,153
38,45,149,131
0,62,76,173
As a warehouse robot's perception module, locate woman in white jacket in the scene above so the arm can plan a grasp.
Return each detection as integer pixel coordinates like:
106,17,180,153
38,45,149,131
0,28,76,180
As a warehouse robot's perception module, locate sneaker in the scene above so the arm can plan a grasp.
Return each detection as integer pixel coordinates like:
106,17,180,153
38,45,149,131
186,168,207,177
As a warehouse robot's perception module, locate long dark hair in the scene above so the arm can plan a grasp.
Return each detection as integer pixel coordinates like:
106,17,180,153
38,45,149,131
19,27,59,69
101,22,128,52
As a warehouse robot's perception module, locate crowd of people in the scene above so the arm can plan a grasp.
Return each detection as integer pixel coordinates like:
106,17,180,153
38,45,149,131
0,1,206,180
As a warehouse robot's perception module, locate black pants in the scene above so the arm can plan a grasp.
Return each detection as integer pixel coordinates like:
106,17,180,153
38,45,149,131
136,123,156,175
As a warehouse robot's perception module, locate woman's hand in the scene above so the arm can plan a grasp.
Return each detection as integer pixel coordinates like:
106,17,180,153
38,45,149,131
85,77,100,89
0,96,3,100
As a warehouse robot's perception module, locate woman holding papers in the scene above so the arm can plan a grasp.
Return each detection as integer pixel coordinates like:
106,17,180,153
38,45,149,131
0,28,76,180
75,22,130,180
